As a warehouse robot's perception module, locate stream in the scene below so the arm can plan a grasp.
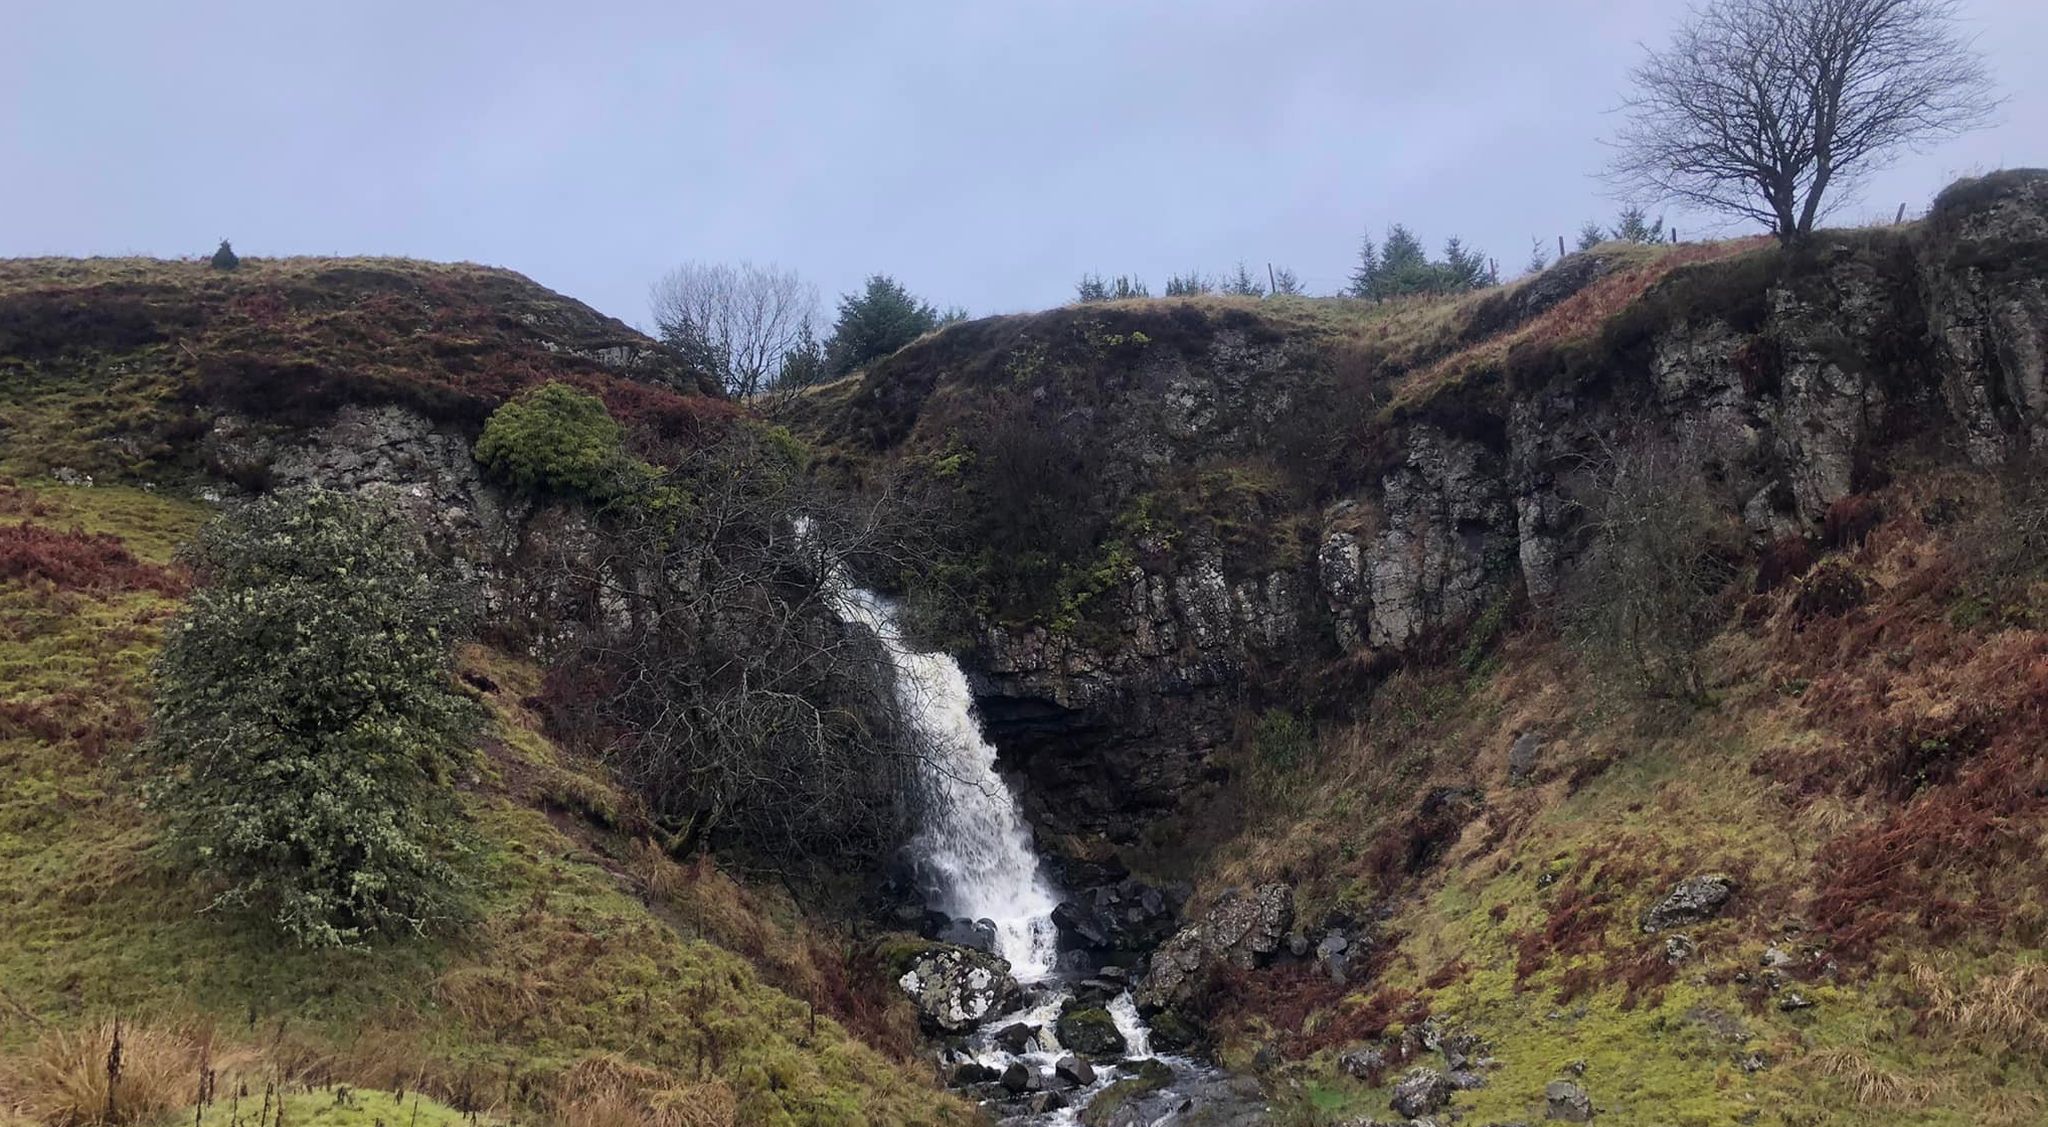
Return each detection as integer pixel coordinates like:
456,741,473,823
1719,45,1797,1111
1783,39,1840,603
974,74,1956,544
823,576,1252,1124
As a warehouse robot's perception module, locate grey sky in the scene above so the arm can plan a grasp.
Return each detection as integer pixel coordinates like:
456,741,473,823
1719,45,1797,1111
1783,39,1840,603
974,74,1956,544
5,1,2043,329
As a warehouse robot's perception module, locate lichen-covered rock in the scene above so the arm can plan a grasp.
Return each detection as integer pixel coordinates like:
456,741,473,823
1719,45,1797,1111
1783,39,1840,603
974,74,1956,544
1641,874,1737,933
1336,1046,1383,1080
1207,883,1294,965
895,946,1019,1034
1136,883,1293,1012
1545,1079,1595,1121
1389,1066,1454,1118
1366,425,1517,648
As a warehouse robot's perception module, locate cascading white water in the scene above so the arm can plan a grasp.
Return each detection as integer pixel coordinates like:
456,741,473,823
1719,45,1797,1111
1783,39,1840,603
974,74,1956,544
820,577,1062,979
803,526,1208,1124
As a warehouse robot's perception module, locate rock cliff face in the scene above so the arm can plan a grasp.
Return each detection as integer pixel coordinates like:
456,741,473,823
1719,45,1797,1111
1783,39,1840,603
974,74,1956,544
203,402,619,643
805,171,2048,845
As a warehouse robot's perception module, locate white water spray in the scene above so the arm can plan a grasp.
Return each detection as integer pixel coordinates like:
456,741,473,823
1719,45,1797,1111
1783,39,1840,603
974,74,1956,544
815,564,1062,979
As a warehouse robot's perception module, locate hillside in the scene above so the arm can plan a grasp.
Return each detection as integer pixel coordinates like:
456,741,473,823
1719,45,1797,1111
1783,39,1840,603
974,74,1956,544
0,259,970,1126
787,170,2048,1124
6,172,2048,1127
0,255,727,484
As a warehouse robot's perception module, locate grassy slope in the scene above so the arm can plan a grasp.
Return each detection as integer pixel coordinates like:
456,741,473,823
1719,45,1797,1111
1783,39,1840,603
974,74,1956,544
1199,470,2048,1126
0,252,963,1124
0,476,968,1126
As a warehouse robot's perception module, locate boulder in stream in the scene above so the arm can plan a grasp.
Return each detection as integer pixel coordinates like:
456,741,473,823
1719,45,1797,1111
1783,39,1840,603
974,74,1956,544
1056,1002,1130,1059
1054,1054,1097,1087
1000,1060,1040,1094
992,1021,1039,1054
948,1059,999,1087
930,915,1001,955
895,945,1020,1034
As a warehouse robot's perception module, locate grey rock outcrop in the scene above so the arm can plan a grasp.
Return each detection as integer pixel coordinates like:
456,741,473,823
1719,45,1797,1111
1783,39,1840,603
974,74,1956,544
1137,883,1294,1012
1923,172,2048,462
1641,875,1737,934
1507,731,1543,785
1545,1079,1594,1121
1367,424,1518,649
204,403,625,645
1390,1067,1454,1118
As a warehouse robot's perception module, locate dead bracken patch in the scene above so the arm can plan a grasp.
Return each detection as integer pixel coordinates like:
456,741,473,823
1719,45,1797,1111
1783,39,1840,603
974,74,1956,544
0,521,186,595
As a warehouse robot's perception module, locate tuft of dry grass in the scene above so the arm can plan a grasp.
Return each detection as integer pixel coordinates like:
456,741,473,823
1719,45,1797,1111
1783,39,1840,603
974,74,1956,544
1803,1047,1953,1108
431,963,553,1037
626,837,687,902
1980,1088,2047,1127
1916,963,2048,1054
551,1055,736,1127
0,1020,259,1127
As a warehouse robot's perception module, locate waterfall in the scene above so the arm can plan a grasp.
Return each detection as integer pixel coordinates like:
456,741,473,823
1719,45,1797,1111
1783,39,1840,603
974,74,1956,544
818,571,1061,979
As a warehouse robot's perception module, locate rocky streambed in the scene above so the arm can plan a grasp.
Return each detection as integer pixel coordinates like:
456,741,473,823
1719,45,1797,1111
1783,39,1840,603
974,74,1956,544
903,947,1263,1126
894,877,1307,1124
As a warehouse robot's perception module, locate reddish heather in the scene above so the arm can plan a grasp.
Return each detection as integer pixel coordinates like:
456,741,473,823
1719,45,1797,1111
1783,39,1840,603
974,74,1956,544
0,521,187,595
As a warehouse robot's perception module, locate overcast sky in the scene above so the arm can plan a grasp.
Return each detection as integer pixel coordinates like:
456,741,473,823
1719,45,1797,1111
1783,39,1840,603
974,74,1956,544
5,1,2043,329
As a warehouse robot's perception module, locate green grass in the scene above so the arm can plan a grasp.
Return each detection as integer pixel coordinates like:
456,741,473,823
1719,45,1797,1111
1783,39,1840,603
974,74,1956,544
0,480,966,1127
194,1089,480,1127
0,353,191,480
1224,620,2048,1126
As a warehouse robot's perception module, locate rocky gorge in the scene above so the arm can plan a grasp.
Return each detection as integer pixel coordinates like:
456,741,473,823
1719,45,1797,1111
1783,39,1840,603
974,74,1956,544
799,171,2048,856
6,169,2048,1126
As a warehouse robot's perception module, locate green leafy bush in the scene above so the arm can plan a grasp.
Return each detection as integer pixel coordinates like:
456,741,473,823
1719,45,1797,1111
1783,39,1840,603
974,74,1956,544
474,382,630,498
139,488,480,947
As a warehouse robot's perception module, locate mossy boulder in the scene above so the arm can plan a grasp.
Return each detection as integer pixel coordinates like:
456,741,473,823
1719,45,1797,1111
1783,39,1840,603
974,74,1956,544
1145,1009,1204,1054
1079,1059,1173,1126
1055,1001,1128,1059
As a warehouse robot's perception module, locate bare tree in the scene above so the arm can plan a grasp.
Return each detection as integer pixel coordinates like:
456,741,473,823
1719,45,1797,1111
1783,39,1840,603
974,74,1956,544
539,427,958,861
1562,432,1744,703
649,261,820,398
1608,0,1997,245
